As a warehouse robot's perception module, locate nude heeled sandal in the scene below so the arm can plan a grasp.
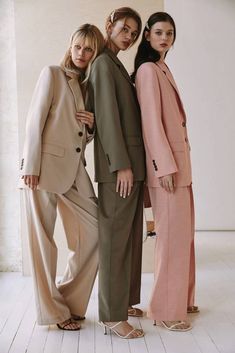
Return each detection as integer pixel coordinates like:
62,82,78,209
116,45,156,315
153,320,192,331
98,321,144,339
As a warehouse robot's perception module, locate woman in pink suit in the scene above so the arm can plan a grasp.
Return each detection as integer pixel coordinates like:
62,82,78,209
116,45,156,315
133,12,198,331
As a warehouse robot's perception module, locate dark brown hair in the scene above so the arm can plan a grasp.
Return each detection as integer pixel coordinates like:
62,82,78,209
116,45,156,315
105,7,142,45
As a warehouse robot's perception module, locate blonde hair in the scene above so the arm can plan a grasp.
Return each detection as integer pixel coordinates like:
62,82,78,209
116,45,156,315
61,24,104,83
105,7,142,46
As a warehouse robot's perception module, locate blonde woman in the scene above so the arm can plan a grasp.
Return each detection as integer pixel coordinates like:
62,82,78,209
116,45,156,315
19,24,104,331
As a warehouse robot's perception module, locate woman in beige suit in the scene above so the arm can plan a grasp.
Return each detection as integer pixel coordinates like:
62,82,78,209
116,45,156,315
133,12,198,331
19,24,104,330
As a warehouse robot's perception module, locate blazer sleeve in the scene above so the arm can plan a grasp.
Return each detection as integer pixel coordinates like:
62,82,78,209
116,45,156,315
20,66,54,176
135,63,178,178
89,57,131,173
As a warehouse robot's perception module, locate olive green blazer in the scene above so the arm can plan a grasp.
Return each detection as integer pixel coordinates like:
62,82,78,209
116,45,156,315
88,48,145,183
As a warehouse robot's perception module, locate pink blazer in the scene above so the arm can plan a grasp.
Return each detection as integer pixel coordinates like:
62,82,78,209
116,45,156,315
135,62,192,187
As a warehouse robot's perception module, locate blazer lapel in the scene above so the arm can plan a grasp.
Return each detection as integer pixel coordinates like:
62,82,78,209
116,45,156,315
67,77,85,111
105,48,133,86
156,62,186,120
67,76,86,131
156,62,180,95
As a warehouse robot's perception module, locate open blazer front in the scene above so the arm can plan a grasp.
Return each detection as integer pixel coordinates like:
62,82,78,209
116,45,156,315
88,48,145,182
19,65,94,194
135,62,192,187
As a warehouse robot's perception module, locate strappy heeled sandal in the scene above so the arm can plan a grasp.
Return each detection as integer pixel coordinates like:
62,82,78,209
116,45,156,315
99,321,144,339
57,318,81,331
153,320,192,332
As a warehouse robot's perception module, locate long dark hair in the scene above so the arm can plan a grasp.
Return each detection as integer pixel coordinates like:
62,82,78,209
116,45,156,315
132,12,176,81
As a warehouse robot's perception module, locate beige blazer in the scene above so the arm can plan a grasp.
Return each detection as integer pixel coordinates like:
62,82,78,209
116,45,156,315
19,65,94,195
135,62,192,187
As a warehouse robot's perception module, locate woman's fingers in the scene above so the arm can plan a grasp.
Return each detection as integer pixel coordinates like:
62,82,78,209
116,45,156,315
159,175,175,193
76,111,94,129
22,175,39,190
116,168,133,198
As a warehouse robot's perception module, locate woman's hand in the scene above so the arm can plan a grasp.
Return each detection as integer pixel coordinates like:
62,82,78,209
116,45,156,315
159,174,175,193
116,168,133,198
22,175,39,190
76,110,94,130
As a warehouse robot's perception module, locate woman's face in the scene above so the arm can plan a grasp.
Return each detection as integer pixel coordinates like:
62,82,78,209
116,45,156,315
146,21,174,57
109,17,139,51
71,38,94,70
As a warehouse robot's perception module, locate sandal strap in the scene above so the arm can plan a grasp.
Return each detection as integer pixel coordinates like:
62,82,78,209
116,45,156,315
58,318,80,330
124,328,143,338
108,321,122,330
162,320,188,330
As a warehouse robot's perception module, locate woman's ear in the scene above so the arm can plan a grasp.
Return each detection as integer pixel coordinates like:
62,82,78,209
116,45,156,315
106,21,113,36
144,30,150,42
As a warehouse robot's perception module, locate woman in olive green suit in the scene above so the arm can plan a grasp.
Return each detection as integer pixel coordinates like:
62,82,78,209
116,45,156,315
88,7,145,339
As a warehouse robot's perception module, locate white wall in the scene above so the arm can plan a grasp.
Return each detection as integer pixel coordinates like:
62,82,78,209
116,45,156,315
0,0,21,271
165,0,235,230
15,0,163,274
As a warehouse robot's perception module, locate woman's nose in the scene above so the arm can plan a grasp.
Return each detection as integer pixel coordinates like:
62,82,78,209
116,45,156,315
125,31,132,40
162,33,167,40
78,49,85,57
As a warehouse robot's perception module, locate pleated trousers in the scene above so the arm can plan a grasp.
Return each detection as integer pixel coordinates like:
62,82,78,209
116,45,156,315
147,185,195,321
22,182,98,325
97,181,144,321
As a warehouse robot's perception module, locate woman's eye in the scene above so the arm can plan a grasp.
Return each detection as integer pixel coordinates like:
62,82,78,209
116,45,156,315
123,27,129,33
75,45,81,49
155,31,162,36
85,47,93,52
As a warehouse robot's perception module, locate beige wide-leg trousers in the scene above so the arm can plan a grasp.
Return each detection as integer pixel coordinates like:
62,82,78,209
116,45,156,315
147,185,195,321
22,182,98,325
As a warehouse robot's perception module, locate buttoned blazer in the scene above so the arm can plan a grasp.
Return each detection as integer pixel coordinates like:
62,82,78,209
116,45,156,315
88,48,145,183
135,62,192,187
19,65,94,195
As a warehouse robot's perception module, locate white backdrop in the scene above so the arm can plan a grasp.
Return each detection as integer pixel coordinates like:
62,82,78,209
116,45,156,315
165,0,235,230
15,0,163,274
14,0,235,275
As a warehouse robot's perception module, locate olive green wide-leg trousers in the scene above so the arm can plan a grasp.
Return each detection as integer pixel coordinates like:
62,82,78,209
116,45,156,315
98,182,144,322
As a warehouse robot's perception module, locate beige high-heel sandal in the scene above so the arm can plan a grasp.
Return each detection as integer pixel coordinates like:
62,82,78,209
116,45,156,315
153,320,192,331
99,321,144,339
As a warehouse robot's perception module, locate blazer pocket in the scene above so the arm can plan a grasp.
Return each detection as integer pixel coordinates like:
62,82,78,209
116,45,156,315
126,136,142,146
170,141,185,152
42,143,65,157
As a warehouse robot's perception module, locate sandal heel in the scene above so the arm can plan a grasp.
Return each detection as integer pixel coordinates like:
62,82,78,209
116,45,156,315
98,321,108,335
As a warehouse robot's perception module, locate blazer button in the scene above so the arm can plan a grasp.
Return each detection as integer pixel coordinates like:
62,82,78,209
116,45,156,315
182,122,186,127
76,147,81,153
78,131,83,137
